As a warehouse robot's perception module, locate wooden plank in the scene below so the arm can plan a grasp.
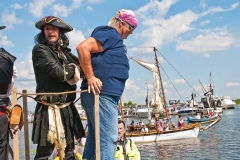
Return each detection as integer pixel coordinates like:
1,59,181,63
22,90,30,160
94,94,100,160
119,97,124,121
11,86,19,160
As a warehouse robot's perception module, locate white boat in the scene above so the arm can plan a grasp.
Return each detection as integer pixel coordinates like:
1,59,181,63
177,106,198,116
126,126,199,142
178,96,199,116
136,104,151,118
221,96,236,109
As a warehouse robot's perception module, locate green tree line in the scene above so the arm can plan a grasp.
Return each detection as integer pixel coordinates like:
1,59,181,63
234,99,240,106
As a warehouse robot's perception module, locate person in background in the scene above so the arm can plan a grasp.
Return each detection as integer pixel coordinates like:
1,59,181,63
141,125,149,133
0,25,17,160
155,117,163,132
178,115,185,129
150,117,155,125
115,120,140,160
131,120,135,126
163,118,170,131
171,122,176,129
209,109,213,117
139,119,144,125
76,9,138,160
31,16,85,159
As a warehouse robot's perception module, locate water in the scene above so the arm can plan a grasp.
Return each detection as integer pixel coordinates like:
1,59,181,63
136,108,240,160
11,108,240,159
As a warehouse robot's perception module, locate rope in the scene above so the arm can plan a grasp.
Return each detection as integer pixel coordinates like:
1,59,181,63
159,65,185,103
156,49,202,98
13,89,88,96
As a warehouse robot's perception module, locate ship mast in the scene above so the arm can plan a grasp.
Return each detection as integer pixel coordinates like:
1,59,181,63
153,47,168,118
209,72,212,108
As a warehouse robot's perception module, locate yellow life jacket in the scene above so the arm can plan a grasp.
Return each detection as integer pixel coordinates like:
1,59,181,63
54,153,82,160
115,139,140,160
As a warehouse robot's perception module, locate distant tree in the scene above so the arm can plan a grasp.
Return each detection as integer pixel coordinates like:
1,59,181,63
126,101,137,113
234,99,240,106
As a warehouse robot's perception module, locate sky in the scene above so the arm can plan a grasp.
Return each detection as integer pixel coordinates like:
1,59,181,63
0,0,240,110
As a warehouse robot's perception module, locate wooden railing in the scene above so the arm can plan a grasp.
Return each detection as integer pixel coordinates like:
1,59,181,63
10,87,101,160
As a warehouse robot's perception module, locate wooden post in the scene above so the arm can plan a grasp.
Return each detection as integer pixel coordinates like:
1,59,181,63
11,86,19,160
22,90,30,160
119,97,124,121
94,94,100,160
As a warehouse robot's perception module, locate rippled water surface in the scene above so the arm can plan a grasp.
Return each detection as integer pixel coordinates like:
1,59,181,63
10,108,240,159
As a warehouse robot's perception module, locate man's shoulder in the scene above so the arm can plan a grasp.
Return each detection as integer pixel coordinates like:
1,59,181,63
91,26,117,35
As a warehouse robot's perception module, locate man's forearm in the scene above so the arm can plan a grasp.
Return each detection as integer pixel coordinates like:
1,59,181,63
77,47,94,79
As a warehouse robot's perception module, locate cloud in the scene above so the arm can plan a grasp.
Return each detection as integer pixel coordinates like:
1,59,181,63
231,3,239,9
200,0,207,9
125,79,139,91
200,20,209,26
67,28,86,49
176,29,233,53
203,53,210,58
226,82,239,87
11,3,25,9
52,0,83,17
71,0,83,9
135,0,178,19
15,60,35,81
0,33,14,47
200,3,239,16
164,78,186,88
139,10,198,48
87,0,104,4
86,6,93,11
29,0,56,17
1,12,23,25
171,78,186,84
52,4,71,17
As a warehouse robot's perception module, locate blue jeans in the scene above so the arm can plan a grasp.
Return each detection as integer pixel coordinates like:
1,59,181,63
81,92,119,160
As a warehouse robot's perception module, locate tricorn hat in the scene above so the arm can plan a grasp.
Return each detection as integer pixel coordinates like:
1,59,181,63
0,26,6,30
35,16,73,32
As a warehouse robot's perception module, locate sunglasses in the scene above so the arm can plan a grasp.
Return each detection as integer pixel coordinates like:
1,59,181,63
119,18,136,31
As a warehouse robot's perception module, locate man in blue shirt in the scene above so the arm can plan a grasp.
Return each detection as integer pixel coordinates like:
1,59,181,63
76,9,138,160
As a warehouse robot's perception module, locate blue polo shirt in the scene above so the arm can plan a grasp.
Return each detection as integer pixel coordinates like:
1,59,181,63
81,26,129,96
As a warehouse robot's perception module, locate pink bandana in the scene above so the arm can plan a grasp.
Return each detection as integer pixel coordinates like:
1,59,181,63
117,9,138,28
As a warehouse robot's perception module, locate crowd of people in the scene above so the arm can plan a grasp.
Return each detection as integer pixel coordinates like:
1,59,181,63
129,115,185,134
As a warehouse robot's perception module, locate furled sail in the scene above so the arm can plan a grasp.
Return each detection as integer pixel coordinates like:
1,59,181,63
131,58,164,112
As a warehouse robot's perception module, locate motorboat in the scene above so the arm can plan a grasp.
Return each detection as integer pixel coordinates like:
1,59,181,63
221,96,236,109
136,104,151,118
177,97,199,116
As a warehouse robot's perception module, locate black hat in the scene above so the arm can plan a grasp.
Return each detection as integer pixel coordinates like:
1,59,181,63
35,16,73,32
0,26,6,30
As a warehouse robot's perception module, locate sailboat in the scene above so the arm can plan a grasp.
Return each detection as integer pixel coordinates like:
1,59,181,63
125,47,200,142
